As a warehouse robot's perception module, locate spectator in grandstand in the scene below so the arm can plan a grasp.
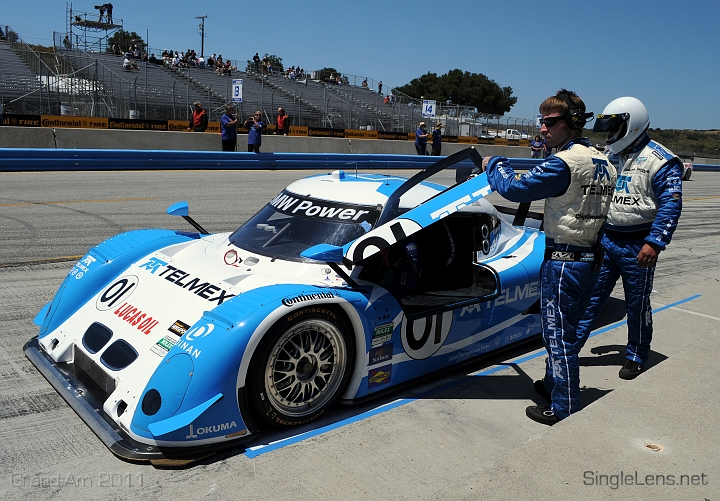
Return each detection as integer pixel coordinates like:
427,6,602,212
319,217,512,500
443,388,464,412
378,81,383,95
220,104,239,152
415,122,429,155
362,78,368,88
63,35,72,49
261,55,268,73
253,53,260,73
188,101,208,132
384,95,390,105
149,53,158,65
123,57,132,70
197,55,205,68
389,94,396,105
107,3,113,24
431,122,443,156
207,54,216,68
276,108,289,135
114,43,122,56
244,111,264,153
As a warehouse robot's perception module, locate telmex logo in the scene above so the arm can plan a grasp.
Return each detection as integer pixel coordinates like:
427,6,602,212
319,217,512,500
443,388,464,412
282,292,335,307
184,323,214,341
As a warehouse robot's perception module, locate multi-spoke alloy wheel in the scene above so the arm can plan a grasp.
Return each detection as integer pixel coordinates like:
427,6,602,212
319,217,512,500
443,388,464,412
248,309,354,427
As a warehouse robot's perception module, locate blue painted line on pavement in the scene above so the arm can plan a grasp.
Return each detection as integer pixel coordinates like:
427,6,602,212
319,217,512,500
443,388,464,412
243,293,701,458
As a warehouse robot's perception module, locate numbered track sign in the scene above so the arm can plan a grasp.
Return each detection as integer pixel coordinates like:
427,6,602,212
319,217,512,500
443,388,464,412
232,79,243,102
422,100,436,118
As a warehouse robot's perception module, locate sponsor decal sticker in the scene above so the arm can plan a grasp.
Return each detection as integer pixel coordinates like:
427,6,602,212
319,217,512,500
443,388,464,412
371,323,393,347
168,320,191,336
184,323,214,341
150,335,177,357
269,191,377,223
112,302,159,335
368,364,392,389
138,258,236,304
281,291,336,307
369,344,393,365
185,421,237,439
459,281,540,316
70,254,97,280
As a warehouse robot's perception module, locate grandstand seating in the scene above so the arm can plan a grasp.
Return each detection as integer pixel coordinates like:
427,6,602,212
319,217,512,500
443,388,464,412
2,25,420,130
0,40,44,113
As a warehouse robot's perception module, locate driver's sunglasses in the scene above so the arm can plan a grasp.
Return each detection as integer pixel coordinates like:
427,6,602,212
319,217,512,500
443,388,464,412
540,116,565,127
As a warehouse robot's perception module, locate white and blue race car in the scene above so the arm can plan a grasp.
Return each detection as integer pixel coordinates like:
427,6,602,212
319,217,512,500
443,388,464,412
25,149,545,464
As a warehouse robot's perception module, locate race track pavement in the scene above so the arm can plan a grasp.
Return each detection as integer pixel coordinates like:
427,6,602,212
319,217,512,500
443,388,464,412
1,169,718,500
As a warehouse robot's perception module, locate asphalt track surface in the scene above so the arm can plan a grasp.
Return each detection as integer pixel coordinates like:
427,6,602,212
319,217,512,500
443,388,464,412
1,168,719,500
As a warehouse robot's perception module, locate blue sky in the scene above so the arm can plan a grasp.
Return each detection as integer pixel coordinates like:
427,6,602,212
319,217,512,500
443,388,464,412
5,0,718,130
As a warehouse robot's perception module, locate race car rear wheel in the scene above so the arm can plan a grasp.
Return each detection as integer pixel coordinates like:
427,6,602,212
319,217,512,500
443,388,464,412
247,307,354,428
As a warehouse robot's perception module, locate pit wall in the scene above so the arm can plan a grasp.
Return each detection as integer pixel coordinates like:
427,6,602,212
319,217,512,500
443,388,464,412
0,126,531,158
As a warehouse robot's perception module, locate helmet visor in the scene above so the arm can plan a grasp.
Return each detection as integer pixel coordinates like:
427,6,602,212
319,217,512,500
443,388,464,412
593,113,629,144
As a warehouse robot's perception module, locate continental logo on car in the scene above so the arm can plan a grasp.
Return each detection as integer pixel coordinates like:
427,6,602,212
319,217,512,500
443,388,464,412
281,291,336,307
368,364,392,389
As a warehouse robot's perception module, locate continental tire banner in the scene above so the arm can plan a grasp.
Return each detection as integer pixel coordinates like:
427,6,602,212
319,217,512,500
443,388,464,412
168,120,188,132
108,118,168,131
289,126,308,136
2,114,40,127
1,114,529,145
308,127,344,138
345,129,378,139
41,116,108,129
377,131,409,141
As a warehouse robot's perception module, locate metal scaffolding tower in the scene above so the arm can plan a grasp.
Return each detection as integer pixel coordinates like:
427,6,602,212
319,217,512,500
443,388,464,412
66,2,123,53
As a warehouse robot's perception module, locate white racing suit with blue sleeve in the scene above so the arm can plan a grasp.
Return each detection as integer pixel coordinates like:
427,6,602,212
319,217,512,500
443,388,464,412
485,137,616,419
576,135,683,365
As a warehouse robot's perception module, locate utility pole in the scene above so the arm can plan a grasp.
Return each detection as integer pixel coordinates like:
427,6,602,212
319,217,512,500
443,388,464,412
196,15,207,58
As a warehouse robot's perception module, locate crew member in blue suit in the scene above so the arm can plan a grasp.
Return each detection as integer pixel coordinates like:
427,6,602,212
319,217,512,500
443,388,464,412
414,121,429,155
480,89,616,425
576,97,683,380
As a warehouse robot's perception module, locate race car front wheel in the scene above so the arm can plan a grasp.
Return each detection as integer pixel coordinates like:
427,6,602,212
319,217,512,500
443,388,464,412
247,307,355,428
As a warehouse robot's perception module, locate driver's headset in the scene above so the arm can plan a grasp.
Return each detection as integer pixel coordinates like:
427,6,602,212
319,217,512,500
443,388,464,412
557,91,594,130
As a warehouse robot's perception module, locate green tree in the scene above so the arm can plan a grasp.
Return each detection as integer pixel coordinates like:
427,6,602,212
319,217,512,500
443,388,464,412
395,69,517,115
106,30,145,53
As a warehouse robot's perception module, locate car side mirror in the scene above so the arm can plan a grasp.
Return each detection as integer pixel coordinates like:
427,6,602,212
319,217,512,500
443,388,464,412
167,201,189,217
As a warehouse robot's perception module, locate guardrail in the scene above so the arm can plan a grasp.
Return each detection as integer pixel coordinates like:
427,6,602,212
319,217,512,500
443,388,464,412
0,148,549,173
1,148,715,173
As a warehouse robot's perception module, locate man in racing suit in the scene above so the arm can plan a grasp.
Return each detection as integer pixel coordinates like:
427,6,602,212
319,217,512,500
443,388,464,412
481,89,616,425
576,97,683,380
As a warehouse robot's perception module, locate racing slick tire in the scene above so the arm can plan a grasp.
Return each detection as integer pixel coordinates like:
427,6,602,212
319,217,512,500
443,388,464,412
247,306,355,428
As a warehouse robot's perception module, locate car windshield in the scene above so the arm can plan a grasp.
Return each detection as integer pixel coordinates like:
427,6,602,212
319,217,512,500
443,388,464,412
229,190,380,262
